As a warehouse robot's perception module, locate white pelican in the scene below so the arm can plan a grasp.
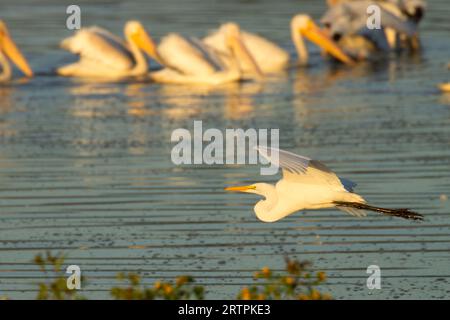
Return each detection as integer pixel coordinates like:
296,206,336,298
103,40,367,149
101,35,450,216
327,0,426,24
381,0,426,49
57,21,162,79
225,147,423,223
0,20,33,82
321,1,418,60
201,15,355,75
325,0,425,50
150,23,263,85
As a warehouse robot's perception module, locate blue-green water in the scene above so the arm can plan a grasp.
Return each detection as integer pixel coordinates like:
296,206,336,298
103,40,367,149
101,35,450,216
0,0,449,299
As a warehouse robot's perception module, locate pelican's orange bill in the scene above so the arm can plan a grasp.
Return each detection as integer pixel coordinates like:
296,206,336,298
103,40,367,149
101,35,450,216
224,185,256,191
1,27,33,76
131,27,164,65
300,20,355,66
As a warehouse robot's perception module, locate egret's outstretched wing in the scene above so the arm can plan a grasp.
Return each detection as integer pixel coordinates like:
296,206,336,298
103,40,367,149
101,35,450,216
337,206,366,217
60,27,134,71
256,146,334,174
256,146,312,174
339,177,357,192
256,146,353,190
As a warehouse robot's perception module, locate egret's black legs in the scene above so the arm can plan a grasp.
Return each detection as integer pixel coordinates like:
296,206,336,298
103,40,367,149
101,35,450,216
334,201,424,221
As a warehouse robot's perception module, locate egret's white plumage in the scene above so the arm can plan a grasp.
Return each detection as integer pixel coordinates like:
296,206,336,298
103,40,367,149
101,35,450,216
226,147,423,222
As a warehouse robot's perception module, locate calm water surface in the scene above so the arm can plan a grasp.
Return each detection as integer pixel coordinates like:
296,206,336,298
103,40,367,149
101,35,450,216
0,0,449,299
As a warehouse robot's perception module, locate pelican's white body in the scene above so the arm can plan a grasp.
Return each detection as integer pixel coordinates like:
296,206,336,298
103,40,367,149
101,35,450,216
150,33,241,85
57,24,148,79
203,29,290,74
322,0,419,58
202,15,356,74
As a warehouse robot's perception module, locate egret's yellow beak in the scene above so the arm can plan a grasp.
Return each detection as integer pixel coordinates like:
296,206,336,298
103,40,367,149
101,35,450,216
0,25,33,77
225,185,256,192
299,19,355,66
131,27,164,65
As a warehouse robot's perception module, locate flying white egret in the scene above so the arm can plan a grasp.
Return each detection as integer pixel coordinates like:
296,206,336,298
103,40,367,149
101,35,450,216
151,23,263,85
0,20,33,82
57,21,162,79
202,15,355,75
225,147,423,222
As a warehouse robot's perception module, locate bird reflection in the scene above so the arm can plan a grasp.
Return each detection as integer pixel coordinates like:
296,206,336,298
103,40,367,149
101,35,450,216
0,85,18,139
124,82,157,117
67,80,127,119
152,81,266,121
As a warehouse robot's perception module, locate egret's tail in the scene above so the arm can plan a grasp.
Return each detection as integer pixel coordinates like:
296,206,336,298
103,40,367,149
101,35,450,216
333,201,424,221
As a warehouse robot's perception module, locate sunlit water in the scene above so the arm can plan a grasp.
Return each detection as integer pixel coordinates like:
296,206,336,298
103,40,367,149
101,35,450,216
0,0,449,299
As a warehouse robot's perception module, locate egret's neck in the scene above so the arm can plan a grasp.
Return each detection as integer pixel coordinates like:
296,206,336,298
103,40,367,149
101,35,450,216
254,184,279,222
291,24,308,66
0,51,12,82
126,37,148,76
